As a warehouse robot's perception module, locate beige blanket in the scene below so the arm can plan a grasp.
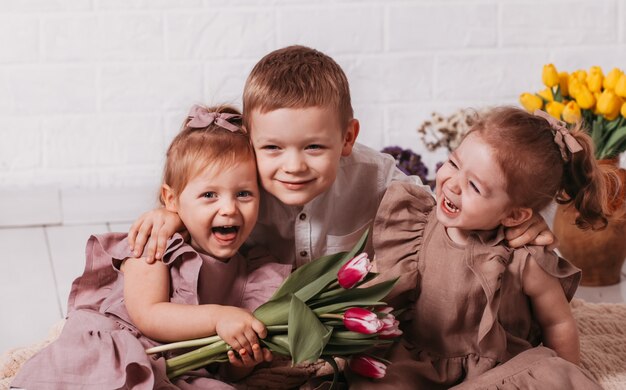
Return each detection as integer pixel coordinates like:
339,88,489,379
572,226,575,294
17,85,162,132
2,299,625,389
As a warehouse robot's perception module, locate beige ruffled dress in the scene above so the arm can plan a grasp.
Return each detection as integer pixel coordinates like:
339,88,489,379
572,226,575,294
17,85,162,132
11,233,291,390
351,182,601,389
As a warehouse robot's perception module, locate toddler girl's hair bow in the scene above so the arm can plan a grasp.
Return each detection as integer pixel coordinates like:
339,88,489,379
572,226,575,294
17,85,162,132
534,109,583,161
186,105,243,133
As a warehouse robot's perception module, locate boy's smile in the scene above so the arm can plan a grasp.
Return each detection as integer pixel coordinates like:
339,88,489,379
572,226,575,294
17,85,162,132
249,106,358,206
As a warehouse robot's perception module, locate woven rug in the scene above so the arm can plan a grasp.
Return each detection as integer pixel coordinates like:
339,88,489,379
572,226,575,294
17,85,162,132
1,299,625,389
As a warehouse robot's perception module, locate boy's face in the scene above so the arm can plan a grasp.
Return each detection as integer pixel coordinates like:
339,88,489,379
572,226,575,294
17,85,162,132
249,106,358,206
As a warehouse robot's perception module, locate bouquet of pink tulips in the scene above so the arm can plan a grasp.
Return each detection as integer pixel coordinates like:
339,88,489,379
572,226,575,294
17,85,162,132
145,231,400,383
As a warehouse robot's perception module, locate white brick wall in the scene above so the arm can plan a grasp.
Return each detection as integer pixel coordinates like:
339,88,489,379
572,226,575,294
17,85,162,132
0,0,625,190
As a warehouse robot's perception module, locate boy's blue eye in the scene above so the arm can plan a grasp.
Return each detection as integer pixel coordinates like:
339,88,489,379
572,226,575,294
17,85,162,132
262,145,280,150
470,182,481,194
203,192,217,198
306,144,323,150
237,190,253,198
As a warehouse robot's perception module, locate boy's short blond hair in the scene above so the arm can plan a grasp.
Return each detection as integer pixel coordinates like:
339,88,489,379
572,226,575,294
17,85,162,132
243,45,353,131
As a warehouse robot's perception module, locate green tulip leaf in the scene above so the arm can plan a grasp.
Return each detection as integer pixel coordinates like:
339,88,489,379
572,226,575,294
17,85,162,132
602,125,626,158
294,230,370,303
326,337,391,346
288,294,333,364
313,272,380,301
309,278,398,308
313,300,387,316
322,344,380,355
554,86,563,102
270,230,369,304
261,336,291,357
332,330,379,340
253,293,293,326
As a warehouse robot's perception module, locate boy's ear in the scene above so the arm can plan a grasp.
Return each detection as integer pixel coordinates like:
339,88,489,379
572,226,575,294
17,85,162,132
341,118,360,157
501,207,533,227
161,184,178,213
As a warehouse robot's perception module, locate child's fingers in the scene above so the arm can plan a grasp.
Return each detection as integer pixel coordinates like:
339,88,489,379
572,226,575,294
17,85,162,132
238,348,254,366
251,319,267,339
155,228,169,261
244,330,258,352
262,347,273,362
128,219,141,251
133,225,151,259
250,344,264,362
227,350,243,367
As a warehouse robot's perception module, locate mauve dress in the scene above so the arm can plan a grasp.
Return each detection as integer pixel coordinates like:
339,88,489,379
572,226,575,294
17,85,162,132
350,182,601,389
11,233,291,390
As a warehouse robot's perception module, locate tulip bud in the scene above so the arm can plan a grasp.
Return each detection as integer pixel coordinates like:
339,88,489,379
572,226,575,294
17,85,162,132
615,74,626,98
597,90,622,120
343,308,383,335
337,253,372,289
603,68,623,90
349,355,387,379
621,102,626,119
538,87,554,102
575,85,596,110
587,66,604,93
574,69,587,83
568,76,581,99
562,101,582,124
378,313,403,339
558,72,569,97
519,93,543,113
542,64,559,88
545,101,565,120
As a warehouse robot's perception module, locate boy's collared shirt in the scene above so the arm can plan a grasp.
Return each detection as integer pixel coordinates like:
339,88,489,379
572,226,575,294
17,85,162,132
246,143,430,268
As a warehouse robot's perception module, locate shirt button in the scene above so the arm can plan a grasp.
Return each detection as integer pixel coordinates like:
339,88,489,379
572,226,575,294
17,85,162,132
299,213,307,221
300,250,308,257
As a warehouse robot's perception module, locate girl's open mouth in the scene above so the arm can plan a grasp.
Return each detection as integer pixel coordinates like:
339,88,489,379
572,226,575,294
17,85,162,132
442,195,460,214
212,226,239,242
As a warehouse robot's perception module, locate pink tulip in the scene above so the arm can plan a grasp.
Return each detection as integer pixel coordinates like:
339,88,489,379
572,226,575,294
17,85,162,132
343,308,383,334
337,253,372,289
349,354,387,379
378,313,403,339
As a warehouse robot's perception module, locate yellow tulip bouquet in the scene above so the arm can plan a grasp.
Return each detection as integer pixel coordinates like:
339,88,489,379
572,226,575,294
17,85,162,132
520,64,626,159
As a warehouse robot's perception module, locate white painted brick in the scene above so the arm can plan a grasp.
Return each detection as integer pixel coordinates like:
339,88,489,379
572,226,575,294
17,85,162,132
352,104,384,150
61,186,159,224
43,114,165,169
97,0,202,9
550,48,626,74
0,0,91,12
435,51,550,100
166,10,275,59
388,3,496,51
98,13,164,60
205,60,255,107
277,5,383,53
339,55,433,104
42,15,98,61
100,64,204,112
0,117,42,172
501,1,617,46
0,187,62,226
0,66,96,114
0,15,39,63
164,109,190,143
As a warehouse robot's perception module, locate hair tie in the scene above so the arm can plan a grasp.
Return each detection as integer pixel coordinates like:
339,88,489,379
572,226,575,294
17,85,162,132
534,110,583,161
187,105,244,133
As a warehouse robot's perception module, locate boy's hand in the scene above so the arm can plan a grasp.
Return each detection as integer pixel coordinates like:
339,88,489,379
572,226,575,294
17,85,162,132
228,344,273,368
215,307,267,356
128,208,184,263
505,213,558,250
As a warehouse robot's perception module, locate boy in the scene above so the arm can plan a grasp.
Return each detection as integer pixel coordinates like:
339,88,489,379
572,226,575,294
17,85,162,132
129,45,553,265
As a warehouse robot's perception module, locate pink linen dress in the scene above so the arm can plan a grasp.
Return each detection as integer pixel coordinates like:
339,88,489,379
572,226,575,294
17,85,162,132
350,182,601,389
11,233,291,390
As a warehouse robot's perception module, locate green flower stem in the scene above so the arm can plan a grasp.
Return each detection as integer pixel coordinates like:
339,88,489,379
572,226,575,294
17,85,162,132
146,335,222,354
167,348,230,379
167,340,230,368
266,324,289,333
319,313,343,320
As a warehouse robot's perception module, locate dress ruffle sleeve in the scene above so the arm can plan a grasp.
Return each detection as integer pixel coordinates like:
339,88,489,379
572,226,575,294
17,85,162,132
372,181,436,305
516,245,581,301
